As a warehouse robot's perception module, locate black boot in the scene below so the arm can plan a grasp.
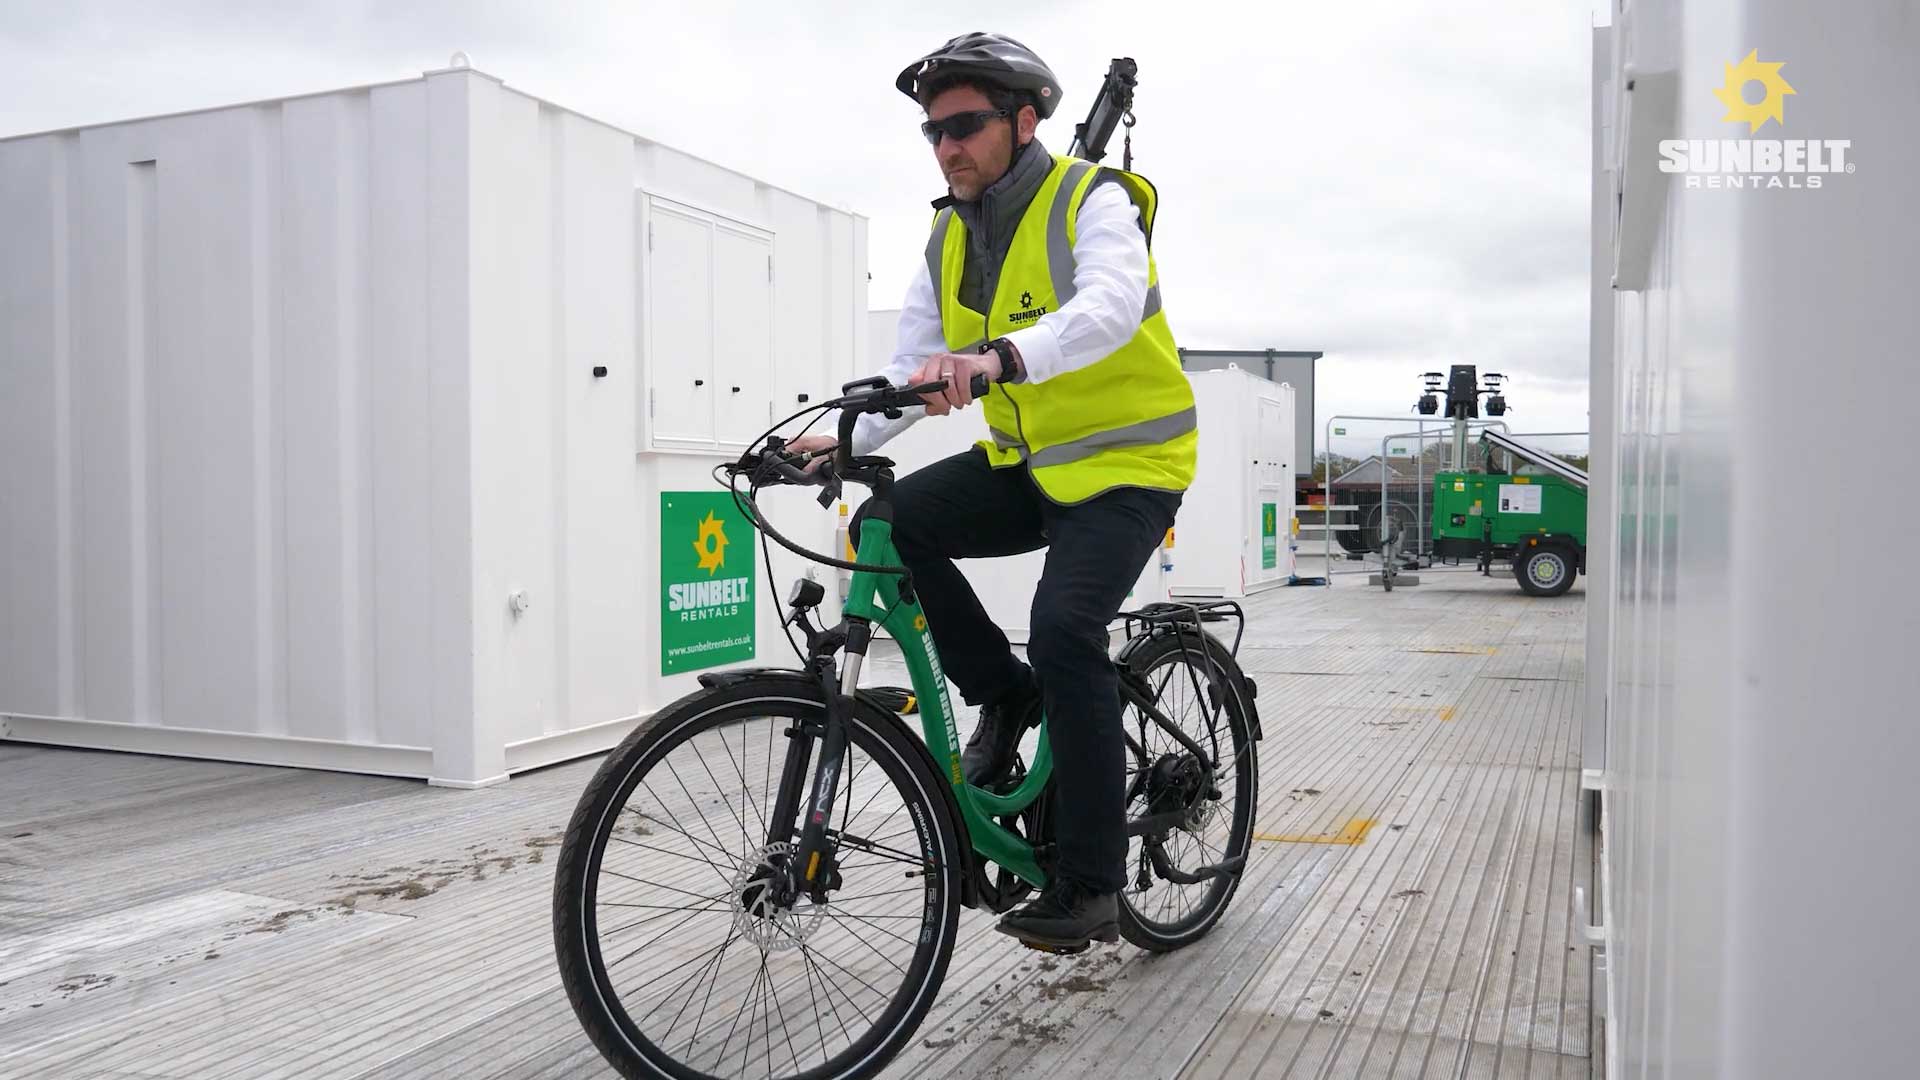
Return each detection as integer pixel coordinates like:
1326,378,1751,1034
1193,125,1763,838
960,686,1041,787
995,876,1120,950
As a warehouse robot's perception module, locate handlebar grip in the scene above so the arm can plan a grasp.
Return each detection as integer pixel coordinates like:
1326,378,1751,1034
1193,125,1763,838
970,372,991,397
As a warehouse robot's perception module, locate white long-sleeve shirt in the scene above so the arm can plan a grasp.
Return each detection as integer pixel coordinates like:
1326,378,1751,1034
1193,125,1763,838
849,180,1151,455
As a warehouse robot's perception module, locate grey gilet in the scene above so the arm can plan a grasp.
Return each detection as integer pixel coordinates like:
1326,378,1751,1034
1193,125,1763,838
948,138,1054,315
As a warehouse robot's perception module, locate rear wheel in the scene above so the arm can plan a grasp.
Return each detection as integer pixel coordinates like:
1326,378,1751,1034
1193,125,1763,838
1115,634,1258,952
553,677,964,1080
1515,545,1576,597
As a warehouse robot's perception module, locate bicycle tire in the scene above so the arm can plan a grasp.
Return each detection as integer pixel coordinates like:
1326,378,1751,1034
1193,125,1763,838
553,675,965,1080
1115,633,1259,952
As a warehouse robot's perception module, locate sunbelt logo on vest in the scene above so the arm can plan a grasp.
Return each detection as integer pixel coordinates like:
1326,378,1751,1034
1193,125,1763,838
660,493,756,674
1008,289,1047,324
1659,51,1854,191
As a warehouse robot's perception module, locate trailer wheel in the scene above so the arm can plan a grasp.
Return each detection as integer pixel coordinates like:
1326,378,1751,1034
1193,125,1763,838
1515,544,1576,597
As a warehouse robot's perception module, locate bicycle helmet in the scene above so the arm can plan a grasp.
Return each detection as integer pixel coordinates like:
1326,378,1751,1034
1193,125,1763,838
895,32,1064,119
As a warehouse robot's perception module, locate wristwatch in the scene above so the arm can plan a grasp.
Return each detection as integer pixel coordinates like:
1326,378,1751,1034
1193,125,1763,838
979,338,1021,384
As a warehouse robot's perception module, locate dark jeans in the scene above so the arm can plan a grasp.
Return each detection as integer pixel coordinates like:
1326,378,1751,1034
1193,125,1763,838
852,447,1182,893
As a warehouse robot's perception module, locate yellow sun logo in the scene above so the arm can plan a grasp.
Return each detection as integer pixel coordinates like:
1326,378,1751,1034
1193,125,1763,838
692,511,729,575
913,614,927,632
1712,50,1795,132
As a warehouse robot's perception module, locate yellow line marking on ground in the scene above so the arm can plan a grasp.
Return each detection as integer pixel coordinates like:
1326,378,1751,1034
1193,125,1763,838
1255,818,1377,846
1439,706,1456,722
1406,647,1498,655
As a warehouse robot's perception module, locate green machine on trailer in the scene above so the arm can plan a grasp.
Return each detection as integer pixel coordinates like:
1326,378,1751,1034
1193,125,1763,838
1382,367,1588,597
1430,428,1588,596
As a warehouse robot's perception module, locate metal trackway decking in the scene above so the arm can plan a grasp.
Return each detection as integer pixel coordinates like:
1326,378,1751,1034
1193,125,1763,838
0,561,1592,1080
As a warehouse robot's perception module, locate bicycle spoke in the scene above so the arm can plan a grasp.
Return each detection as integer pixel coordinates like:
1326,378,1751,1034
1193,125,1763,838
602,869,732,906
611,835,737,871
691,735,755,848
801,941,861,1047
601,899,733,914
657,925,739,1047
662,755,738,857
598,900,732,941
838,743,869,853
609,907,732,974
823,885,927,903
819,907,920,948
633,790,739,892
642,929,740,1027
829,830,926,866
716,719,767,847
804,938,899,1008
716,953,764,1072
687,927,742,1061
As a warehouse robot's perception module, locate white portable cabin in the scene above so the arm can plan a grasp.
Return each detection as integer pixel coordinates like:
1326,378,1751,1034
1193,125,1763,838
0,65,867,786
1588,3,1919,1075
1165,366,1297,599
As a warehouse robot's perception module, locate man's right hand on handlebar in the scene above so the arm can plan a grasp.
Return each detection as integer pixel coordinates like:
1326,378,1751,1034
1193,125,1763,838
912,351,1001,415
785,366,995,472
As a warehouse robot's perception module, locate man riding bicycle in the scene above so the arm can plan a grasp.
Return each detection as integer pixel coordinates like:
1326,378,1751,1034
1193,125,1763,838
786,32,1197,951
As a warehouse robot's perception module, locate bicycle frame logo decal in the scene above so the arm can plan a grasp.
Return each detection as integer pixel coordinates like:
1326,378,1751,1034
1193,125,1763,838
918,623,963,783
661,492,757,674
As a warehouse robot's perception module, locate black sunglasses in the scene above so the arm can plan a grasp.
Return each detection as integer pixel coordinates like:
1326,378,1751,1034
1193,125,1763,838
920,109,1010,146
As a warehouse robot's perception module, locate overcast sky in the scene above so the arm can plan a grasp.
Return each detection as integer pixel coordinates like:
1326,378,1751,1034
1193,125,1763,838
1,0,1604,448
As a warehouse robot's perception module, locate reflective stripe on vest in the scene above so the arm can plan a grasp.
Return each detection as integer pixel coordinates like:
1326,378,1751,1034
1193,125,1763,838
925,154,1196,504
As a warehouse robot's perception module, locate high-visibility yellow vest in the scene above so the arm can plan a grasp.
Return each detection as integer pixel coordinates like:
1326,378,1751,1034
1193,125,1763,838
925,154,1197,504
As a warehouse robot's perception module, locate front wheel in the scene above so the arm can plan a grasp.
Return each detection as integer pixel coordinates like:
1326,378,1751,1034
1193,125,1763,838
1116,633,1259,952
552,675,965,1080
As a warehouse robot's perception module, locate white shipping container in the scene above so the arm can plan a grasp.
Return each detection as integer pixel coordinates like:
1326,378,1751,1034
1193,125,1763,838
1590,4,1919,1076
1166,366,1297,599
0,65,866,786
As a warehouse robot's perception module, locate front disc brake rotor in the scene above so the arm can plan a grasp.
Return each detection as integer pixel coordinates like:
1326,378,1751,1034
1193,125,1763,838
731,841,827,953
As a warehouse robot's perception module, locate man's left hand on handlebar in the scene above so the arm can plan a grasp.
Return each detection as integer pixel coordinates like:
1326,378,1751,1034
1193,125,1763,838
784,433,839,474
912,350,1003,415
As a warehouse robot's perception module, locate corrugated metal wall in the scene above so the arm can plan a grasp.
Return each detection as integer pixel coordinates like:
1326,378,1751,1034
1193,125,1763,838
0,69,864,783
1597,2,1920,1075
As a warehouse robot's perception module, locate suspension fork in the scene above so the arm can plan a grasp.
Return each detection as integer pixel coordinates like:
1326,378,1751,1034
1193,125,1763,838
770,618,871,899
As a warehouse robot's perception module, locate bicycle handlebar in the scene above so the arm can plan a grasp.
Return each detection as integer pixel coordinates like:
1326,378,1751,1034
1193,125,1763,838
831,373,990,468
721,372,995,578
729,374,992,492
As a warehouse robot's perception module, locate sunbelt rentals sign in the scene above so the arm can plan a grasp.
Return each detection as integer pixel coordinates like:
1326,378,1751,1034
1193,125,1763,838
661,492,756,674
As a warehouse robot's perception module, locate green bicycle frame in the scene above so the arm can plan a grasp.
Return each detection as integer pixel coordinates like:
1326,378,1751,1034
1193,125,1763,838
841,514,1052,887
